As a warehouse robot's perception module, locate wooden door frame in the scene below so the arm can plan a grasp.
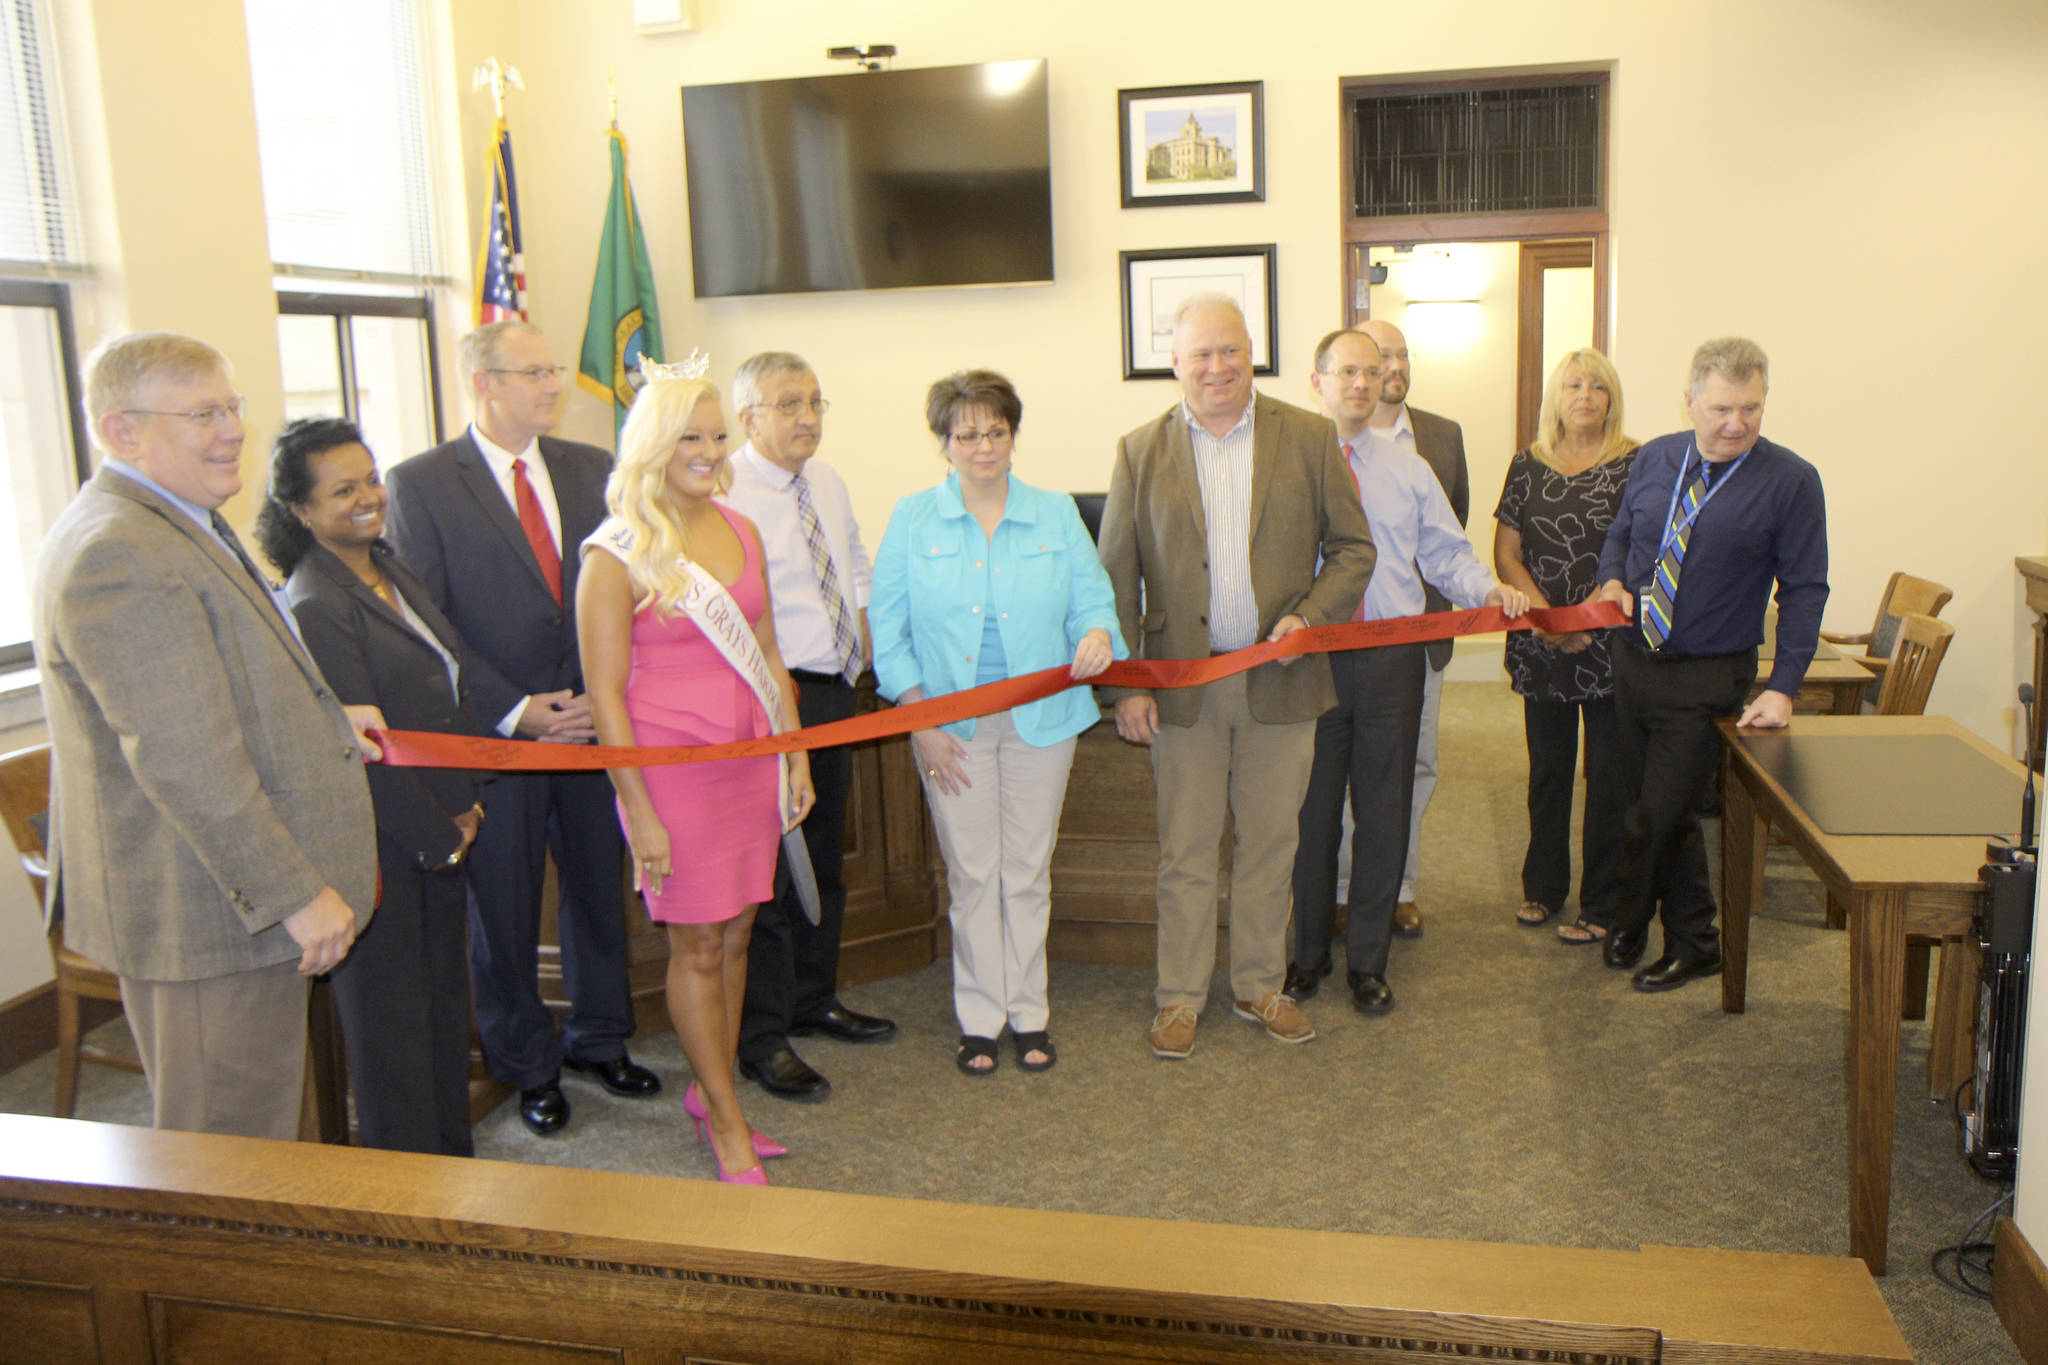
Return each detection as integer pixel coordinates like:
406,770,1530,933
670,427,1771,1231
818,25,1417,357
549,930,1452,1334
1515,238,1597,449
1337,67,1611,437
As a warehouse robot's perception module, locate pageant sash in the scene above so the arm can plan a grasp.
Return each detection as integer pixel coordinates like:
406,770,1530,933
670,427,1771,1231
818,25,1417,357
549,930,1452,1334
584,519,821,923
373,599,1625,774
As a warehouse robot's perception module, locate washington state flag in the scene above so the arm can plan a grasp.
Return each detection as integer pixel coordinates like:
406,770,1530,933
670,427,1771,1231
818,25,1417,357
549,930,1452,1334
578,128,665,441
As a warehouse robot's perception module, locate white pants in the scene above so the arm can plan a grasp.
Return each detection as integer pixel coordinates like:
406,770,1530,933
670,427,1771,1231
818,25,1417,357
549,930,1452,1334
923,710,1077,1038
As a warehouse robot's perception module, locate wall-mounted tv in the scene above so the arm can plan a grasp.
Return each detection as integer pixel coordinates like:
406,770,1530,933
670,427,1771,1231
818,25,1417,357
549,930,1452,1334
680,60,1053,299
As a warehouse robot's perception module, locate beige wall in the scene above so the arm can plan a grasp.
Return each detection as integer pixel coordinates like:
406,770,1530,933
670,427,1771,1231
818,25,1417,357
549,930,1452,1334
441,0,2048,751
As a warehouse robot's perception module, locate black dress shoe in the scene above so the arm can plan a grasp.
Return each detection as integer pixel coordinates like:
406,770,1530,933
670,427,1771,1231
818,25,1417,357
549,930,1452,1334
740,1046,832,1101
1632,953,1724,993
1283,961,1332,1001
1603,927,1647,970
564,1054,662,1098
1347,970,1396,1016
518,1081,569,1135
790,1003,897,1044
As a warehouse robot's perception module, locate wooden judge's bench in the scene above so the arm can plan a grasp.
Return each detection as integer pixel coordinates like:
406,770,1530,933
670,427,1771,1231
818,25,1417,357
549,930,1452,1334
0,1113,1907,1364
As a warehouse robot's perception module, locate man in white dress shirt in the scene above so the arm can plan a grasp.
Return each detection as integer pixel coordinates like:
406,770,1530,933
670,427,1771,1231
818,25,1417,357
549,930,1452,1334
722,351,896,1103
1287,328,1522,1017
1354,319,1471,940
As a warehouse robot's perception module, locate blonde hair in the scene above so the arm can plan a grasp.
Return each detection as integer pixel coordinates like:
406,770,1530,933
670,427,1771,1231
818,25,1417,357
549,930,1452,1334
1529,348,1637,471
605,375,731,615
84,332,228,430
1686,336,1768,399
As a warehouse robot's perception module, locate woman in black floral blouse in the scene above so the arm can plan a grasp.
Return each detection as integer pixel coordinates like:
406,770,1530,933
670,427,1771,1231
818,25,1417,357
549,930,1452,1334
1493,349,1639,943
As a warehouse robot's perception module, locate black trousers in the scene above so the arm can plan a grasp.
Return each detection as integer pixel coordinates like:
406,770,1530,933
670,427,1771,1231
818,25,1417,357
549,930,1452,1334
739,672,855,1065
466,769,634,1090
330,851,474,1156
1290,643,1426,979
1610,631,1756,961
1521,694,1626,926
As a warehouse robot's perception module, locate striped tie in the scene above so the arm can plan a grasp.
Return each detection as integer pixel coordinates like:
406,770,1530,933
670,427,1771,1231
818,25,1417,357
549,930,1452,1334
792,472,862,684
1641,463,1712,649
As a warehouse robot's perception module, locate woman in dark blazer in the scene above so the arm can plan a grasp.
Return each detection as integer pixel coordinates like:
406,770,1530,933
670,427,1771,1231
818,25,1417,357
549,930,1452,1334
256,417,488,1156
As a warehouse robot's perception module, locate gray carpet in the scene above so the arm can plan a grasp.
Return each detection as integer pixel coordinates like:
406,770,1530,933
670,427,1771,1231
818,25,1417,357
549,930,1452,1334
1,682,2019,1363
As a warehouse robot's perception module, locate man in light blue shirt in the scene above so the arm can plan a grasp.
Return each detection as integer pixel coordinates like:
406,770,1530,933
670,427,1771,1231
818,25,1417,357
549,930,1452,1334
1287,328,1526,1017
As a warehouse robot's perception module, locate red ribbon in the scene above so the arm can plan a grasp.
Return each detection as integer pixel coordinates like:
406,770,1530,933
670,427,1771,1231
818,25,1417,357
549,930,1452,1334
370,601,1624,771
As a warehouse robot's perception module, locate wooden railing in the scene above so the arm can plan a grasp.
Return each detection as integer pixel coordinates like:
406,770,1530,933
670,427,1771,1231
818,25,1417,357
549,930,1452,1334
0,1114,1908,1364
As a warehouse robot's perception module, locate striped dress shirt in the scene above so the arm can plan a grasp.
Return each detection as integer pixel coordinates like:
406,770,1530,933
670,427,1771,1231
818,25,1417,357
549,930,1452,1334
1184,398,1259,651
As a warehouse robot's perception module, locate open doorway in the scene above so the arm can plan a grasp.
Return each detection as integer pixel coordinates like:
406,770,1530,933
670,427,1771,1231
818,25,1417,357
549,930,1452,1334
1347,237,1598,524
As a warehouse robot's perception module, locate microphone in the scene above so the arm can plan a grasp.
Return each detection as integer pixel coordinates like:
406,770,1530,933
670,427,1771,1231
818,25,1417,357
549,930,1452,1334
2022,684,2039,851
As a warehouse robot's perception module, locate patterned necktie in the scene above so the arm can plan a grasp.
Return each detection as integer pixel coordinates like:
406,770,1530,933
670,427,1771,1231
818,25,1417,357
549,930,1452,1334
791,472,862,684
1641,460,1719,649
510,458,563,607
210,512,288,623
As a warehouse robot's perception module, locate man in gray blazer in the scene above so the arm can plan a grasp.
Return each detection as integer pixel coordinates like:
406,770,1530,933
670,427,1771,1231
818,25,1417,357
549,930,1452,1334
385,322,655,1137
1099,295,1375,1061
1360,320,1469,939
34,332,379,1139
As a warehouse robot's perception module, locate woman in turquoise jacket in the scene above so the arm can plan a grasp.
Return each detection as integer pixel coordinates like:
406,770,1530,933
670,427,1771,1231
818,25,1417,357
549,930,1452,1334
870,370,1127,1077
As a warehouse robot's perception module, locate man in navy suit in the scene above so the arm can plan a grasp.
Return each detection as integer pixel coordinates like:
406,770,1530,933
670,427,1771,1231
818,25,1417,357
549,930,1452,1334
385,322,657,1135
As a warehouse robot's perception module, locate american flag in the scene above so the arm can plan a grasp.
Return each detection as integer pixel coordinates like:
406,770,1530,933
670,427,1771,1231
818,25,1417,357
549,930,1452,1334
475,118,527,323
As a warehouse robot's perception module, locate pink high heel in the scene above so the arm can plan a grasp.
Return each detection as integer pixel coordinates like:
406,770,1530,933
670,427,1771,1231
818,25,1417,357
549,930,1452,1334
685,1081,787,1160
713,1144,769,1185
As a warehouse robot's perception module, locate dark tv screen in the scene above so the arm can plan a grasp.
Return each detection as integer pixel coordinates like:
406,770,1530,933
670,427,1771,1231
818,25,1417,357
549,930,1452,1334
680,61,1053,299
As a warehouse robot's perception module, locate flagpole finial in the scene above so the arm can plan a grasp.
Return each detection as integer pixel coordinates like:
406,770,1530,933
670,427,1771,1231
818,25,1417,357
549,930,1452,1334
607,72,618,129
471,58,526,121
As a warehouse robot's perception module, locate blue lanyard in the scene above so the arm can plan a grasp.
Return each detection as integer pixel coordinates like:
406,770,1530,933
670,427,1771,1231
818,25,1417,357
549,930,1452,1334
1656,442,1748,558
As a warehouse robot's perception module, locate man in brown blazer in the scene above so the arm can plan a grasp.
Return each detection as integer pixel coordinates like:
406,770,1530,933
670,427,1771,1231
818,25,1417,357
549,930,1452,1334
1099,295,1375,1060
34,332,379,1139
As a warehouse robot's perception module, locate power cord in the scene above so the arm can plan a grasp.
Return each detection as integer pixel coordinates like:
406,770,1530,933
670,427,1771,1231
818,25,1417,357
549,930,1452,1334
1931,1188,2011,1299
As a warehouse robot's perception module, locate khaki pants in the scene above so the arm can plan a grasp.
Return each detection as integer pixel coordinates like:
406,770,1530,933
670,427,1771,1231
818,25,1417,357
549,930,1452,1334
923,710,1077,1038
121,958,308,1139
1150,671,1316,1011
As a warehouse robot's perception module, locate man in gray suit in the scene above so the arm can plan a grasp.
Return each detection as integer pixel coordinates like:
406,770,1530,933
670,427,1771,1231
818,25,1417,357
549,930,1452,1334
1100,295,1375,1061
385,322,656,1137
1359,320,1469,938
34,331,379,1139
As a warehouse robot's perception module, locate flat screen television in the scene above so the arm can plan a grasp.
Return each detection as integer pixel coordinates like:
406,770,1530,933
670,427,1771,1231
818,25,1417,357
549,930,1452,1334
680,60,1053,299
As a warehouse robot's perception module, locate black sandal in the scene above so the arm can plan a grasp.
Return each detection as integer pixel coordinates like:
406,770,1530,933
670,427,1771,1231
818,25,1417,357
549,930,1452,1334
1515,900,1557,926
1556,917,1610,945
1013,1030,1057,1073
956,1035,999,1076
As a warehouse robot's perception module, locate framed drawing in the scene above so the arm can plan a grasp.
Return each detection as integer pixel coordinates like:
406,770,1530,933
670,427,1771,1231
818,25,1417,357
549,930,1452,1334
1118,80,1264,208
1119,244,1277,380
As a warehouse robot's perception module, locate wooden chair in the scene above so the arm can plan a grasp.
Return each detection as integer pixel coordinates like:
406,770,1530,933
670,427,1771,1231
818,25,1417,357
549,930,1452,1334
0,744,139,1115
1871,613,1955,717
1821,571,1952,698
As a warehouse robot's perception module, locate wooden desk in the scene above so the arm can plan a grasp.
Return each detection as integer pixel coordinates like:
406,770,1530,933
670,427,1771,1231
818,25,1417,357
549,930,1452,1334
1756,630,1873,716
2018,556,2048,770
1717,715,2017,1275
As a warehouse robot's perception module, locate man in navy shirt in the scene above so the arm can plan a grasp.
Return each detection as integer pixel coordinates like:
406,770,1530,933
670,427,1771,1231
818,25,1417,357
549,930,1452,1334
1592,337,1827,992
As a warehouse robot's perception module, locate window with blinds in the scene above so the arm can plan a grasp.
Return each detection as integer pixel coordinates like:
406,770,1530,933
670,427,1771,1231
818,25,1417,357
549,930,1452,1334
1350,83,1602,219
0,0,79,270
244,0,439,281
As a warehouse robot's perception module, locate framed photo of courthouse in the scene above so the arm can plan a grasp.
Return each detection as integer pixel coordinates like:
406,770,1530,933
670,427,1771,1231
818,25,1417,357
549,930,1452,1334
1118,81,1264,208
1119,244,1277,380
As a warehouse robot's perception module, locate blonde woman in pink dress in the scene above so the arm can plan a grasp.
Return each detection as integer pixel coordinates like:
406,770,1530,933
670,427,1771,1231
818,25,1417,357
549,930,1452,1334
579,367,814,1185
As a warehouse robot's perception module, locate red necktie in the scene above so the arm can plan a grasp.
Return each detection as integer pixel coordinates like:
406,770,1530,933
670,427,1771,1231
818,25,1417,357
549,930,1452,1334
1342,442,1367,623
511,458,562,606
